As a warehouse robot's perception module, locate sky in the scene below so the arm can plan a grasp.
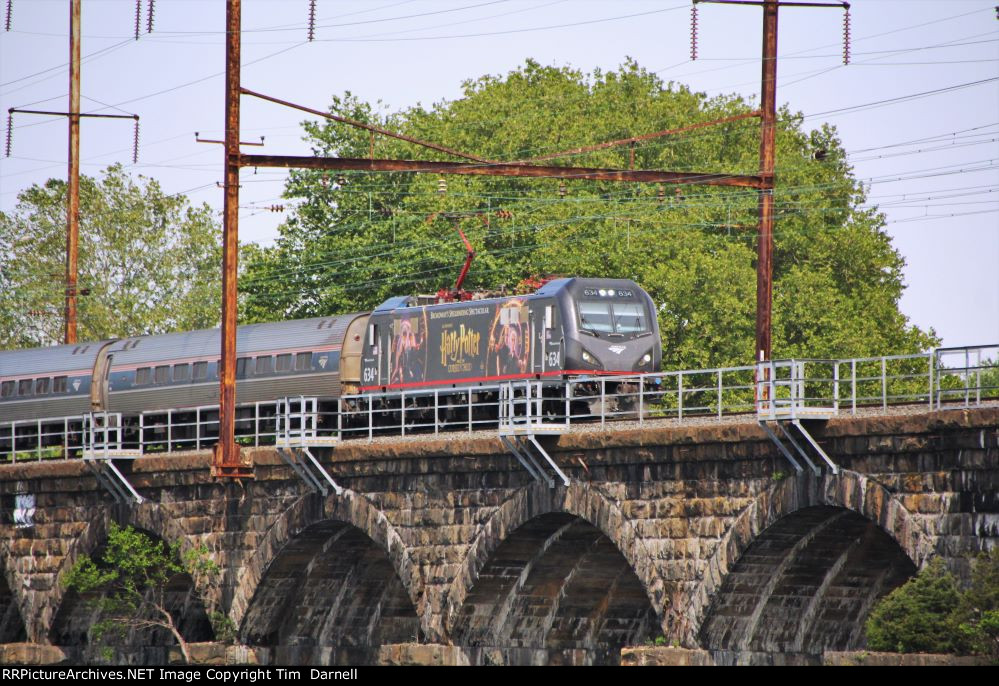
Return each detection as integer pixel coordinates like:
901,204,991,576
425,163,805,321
1,0,997,351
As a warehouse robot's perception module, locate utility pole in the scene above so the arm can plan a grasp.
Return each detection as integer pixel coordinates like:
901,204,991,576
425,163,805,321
65,0,81,345
212,0,252,479
6,0,141,345
757,0,777,364
692,0,849,362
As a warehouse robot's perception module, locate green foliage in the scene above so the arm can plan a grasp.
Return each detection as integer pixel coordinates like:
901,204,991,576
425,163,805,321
865,559,962,654
63,522,220,663
866,552,999,659
0,164,221,348
242,59,935,368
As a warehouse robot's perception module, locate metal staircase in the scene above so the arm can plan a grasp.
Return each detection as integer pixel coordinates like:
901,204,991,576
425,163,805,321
275,396,343,496
498,381,570,487
757,360,840,476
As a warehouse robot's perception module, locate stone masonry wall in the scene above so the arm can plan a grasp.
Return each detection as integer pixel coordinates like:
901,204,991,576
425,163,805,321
0,406,994,662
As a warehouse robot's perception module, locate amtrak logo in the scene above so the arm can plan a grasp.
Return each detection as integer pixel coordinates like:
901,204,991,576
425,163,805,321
72,380,81,391
318,355,328,369
608,345,626,355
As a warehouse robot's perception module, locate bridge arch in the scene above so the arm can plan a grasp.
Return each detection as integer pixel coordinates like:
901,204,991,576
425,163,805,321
695,470,926,655
232,490,421,663
230,490,419,631
443,481,671,650
45,503,220,645
49,518,214,649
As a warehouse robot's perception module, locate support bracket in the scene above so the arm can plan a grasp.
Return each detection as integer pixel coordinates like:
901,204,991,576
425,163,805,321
759,419,838,476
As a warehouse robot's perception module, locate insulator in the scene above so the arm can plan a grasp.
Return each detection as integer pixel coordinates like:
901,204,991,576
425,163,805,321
320,173,330,188
335,173,346,186
4,0,12,32
675,187,684,203
690,4,698,61
842,8,851,65
657,184,665,202
134,0,141,39
308,0,317,41
437,177,447,195
558,181,567,197
146,0,155,34
5,111,12,157
269,205,285,213
132,118,140,163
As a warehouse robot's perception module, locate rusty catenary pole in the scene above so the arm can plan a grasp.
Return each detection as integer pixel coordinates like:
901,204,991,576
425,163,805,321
756,0,778,362
65,0,81,345
215,0,245,477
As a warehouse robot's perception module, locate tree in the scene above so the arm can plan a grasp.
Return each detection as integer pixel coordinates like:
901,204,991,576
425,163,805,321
865,553,999,659
954,550,999,660
63,522,224,664
864,558,962,654
242,59,936,368
0,164,221,349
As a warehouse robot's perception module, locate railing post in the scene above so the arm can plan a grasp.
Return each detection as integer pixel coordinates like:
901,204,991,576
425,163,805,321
678,372,684,421
368,396,373,441
975,348,982,405
468,390,473,433
965,347,971,407
36,419,41,460
927,352,934,410
434,390,440,434
851,359,857,415
565,381,571,426
881,357,887,410
601,378,606,426
640,376,645,425
717,369,723,420
401,391,406,436
833,362,840,414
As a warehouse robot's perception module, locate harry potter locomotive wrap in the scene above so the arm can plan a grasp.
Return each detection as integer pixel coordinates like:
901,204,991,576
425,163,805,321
359,277,660,392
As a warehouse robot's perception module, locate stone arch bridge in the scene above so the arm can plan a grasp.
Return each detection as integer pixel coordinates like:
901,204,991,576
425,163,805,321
0,407,996,665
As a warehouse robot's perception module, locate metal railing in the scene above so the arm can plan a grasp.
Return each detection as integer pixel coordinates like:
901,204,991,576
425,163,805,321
2,344,995,462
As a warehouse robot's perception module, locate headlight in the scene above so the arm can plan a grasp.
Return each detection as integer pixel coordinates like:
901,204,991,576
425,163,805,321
580,348,603,369
642,353,652,363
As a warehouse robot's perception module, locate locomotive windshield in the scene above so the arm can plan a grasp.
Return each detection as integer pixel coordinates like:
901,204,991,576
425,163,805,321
578,299,650,335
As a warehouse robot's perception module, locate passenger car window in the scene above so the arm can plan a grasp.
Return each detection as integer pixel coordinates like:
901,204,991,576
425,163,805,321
295,352,312,371
255,356,273,375
35,378,50,395
236,357,249,378
18,379,32,396
1,381,13,398
193,361,208,380
53,376,67,393
136,368,151,385
276,354,292,372
173,364,190,382
154,366,169,384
